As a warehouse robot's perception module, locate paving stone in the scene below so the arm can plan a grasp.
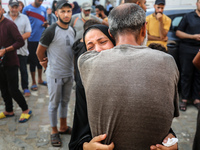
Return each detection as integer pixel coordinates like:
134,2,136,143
0,120,7,126
26,130,38,139
8,120,17,132
15,124,28,135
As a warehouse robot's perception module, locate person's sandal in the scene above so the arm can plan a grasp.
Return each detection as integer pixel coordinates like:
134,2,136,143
51,133,62,147
59,126,72,135
179,101,187,111
193,103,200,110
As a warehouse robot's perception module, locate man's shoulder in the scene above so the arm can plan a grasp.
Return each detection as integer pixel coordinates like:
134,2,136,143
163,14,171,21
24,4,32,9
45,23,57,33
3,17,14,25
19,13,29,19
146,14,154,19
72,13,81,19
4,12,10,19
40,5,46,11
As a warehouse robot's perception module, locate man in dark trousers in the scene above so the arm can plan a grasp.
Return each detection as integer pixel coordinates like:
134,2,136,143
0,2,31,123
176,0,200,111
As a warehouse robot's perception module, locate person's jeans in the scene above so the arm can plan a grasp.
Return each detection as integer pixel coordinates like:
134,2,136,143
18,55,29,90
0,66,28,112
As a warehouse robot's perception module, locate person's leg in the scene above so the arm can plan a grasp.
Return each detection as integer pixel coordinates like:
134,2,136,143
59,76,73,132
193,109,200,150
36,47,45,84
179,52,194,110
47,76,62,134
38,68,45,84
18,55,30,96
28,42,38,89
0,67,14,115
5,66,29,113
192,59,200,109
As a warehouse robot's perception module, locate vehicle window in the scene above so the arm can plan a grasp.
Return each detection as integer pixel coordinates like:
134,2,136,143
171,16,183,31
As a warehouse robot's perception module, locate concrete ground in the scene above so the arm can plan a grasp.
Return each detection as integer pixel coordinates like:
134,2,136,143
0,71,198,150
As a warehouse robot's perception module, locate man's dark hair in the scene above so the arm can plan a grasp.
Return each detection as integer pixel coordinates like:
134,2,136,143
148,43,167,53
108,3,145,40
83,19,101,31
95,5,105,12
124,0,138,3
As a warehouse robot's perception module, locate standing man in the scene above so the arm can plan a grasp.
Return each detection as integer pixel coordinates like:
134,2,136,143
23,0,47,91
5,0,32,97
36,0,75,147
95,5,108,22
0,2,31,123
146,0,171,49
176,0,200,111
69,2,107,41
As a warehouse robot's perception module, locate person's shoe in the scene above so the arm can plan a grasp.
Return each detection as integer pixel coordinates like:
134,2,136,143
51,133,62,147
24,89,31,97
0,112,14,119
31,85,38,91
179,101,187,111
19,110,32,123
59,126,72,134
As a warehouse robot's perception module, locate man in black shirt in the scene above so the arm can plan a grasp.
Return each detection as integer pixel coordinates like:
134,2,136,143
176,0,200,111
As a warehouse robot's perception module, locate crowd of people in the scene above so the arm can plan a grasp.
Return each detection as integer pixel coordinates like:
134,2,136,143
0,0,200,149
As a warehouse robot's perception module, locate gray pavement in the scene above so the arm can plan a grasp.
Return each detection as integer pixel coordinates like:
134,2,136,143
0,72,198,150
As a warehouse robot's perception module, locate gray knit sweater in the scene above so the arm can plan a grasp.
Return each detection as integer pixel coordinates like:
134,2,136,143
78,44,179,150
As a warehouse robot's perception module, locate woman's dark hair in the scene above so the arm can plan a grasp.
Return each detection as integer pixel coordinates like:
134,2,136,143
72,1,81,15
52,0,57,14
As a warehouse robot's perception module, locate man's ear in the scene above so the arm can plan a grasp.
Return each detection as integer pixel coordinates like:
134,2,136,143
108,29,114,39
136,1,140,5
142,23,147,37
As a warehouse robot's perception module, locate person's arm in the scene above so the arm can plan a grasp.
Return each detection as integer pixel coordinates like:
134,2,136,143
156,13,169,39
93,15,108,26
148,35,168,41
0,21,25,57
36,44,48,69
193,51,200,70
102,20,108,26
22,32,31,40
176,30,200,41
150,133,178,150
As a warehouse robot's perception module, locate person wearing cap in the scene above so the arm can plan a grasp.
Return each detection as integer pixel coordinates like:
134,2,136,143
0,2,32,123
22,0,48,91
146,0,171,49
176,0,200,112
69,2,108,41
36,0,75,147
4,0,32,97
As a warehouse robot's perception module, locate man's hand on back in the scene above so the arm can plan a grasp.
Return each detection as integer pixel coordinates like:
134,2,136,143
83,134,114,150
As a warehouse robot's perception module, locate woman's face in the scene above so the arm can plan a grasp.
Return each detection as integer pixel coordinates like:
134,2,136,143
85,29,114,52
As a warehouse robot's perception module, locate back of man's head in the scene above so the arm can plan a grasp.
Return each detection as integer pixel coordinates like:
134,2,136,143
108,3,145,40
124,0,138,3
84,19,101,31
95,5,105,12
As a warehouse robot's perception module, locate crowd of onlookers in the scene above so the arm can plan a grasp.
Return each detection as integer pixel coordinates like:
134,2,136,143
1,0,200,149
